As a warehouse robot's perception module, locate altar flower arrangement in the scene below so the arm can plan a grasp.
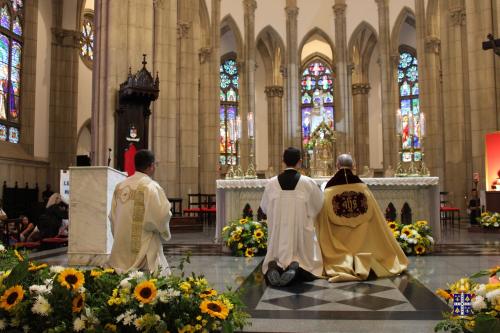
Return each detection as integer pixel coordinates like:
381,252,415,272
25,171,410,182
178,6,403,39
386,220,434,255
222,217,268,257
477,211,500,228
0,249,250,332
435,266,500,333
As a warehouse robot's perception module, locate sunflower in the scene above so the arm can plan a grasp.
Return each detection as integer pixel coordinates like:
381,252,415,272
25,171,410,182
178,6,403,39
401,227,412,237
416,220,428,227
72,293,85,313
414,244,426,255
200,300,229,320
134,280,157,304
253,229,264,239
387,222,397,230
0,285,24,311
58,268,85,290
245,248,255,257
231,233,241,242
239,218,248,224
199,289,217,298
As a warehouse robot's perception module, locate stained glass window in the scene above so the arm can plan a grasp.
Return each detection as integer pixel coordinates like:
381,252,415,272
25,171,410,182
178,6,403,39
0,0,23,143
79,12,94,69
219,57,239,165
397,47,420,161
300,59,335,159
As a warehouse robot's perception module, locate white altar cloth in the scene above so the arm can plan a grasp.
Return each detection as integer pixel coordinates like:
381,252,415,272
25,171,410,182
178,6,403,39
215,177,440,243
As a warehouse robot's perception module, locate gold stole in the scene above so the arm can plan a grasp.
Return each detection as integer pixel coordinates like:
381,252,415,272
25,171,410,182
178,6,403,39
131,179,148,255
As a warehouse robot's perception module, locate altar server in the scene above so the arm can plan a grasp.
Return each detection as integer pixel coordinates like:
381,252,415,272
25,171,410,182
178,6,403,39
316,154,408,282
261,147,324,286
108,149,172,275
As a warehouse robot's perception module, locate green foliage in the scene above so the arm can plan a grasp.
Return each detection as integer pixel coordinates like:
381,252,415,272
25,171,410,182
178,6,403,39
386,220,434,255
222,216,267,257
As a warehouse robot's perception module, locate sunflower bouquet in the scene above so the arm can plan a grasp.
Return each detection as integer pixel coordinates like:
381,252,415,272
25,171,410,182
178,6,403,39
0,249,250,332
222,217,268,257
386,220,434,255
477,211,500,228
435,266,500,333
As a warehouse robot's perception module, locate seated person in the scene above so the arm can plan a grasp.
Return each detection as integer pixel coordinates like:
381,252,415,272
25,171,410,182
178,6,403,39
28,193,68,242
18,215,35,242
260,147,324,287
316,154,408,282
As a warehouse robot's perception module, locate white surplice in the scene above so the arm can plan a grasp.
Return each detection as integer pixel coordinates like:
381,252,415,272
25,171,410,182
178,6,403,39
108,171,171,275
260,175,324,276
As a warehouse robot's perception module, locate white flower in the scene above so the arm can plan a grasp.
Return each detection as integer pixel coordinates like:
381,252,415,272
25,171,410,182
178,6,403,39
120,277,132,289
157,288,180,302
494,222,499,227
474,284,487,297
472,295,487,311
0,318,6,330
29,284,51,295
23,325,29,333
50,266,65,273
128,271,144,280
117,310,136,326
485,288,500,304
73,317,86,332
0,244,5,252
426,235,434,244
32,295,52,316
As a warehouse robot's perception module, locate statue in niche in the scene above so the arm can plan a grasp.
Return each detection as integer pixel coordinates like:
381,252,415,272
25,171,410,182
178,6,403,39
310,120,336,178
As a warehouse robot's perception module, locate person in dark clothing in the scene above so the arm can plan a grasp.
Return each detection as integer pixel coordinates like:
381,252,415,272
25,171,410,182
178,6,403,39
324,154,363,188
468,189,481,225
42,184,54,205
28,193,68,241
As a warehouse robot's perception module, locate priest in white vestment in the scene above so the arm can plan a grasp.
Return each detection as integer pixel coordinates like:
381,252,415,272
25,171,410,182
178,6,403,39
260,147,324,286
316,154,408,282
108,149,172,275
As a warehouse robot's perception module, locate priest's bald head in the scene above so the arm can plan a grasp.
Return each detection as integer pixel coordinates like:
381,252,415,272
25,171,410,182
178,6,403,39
336,154,354,170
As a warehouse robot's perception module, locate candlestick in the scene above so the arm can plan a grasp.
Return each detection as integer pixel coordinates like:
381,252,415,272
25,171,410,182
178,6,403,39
247,112,254,137
236,116,242,140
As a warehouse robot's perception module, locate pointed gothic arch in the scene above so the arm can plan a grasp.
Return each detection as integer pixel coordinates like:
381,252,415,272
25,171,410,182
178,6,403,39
390,7,416,55
256,25,285,86
348,21,378,84
220,14,243,58
299,27,335,62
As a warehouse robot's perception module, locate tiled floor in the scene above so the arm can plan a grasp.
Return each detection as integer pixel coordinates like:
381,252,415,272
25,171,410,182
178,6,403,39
30,224,500,333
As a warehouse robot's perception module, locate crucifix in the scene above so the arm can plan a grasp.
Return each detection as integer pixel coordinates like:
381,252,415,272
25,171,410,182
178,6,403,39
482,33,500,56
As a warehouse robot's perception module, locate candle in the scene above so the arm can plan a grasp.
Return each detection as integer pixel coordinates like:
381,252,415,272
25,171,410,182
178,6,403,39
408,113,414,136
396,109,402,134
236,115,242,140
247,112,254,137
420,113,426,137
228,118,234,141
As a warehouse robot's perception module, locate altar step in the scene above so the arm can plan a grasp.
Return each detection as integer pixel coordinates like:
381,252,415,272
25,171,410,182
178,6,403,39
163,243,224,256
170,216,203,233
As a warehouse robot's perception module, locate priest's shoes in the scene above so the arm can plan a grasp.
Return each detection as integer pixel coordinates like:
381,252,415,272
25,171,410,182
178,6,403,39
266,261,281,286
279,261,299,286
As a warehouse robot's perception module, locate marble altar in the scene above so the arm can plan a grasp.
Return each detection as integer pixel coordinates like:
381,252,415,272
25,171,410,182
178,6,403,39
68,166,126,266
215,177,440,243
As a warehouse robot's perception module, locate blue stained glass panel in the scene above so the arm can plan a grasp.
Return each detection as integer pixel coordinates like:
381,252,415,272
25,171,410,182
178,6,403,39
227,88,236,102
227,106,236,120
0,34,9,65
231,74,239,89
400,81,411,96
301,93,311,104
412,82,419,95
407,66,418,82
323,92,333,103
223,60,237,75
13,17,21,35
301,76,315,90
398,69,404,83
402,152,412,162
219,90,225,101
400,99,411,114
220,73,230,89
413,151,422,161
302,68,309,76
399,52,412,69
219,156,226,165
412,57,418,66
0,124,6,139
0,7,10,29
324,106,335,129
8,126,18,143
412,99,419,114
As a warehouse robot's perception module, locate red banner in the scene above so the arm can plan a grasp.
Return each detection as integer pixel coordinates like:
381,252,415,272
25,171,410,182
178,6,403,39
485,132,500,190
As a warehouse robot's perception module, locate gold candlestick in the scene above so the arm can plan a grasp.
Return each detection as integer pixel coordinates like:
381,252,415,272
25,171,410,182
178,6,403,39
234,139,244,178
245,136,257,178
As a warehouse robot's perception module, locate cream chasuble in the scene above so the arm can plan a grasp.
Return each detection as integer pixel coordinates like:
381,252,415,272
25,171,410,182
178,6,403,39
108,172,171,275
316,183,408,282
260,176,324,277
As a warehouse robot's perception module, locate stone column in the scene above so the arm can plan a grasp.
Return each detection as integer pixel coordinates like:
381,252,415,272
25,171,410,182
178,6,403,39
440,1,470,209
284,0,300,148
48,0,80,189
151,0,178,195
352,83,370,169
414,0,445,182
265,85,284,172
240,0,257,169
177,0,200,198
375,0,395,169
333,1,351,154
198,0,220,193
